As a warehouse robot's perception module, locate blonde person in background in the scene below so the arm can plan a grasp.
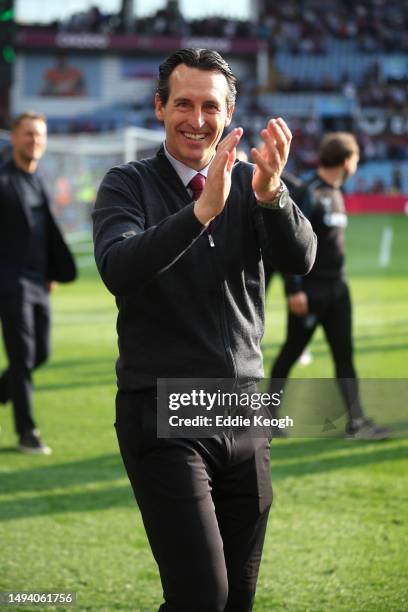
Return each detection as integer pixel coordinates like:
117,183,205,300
0,112,76,454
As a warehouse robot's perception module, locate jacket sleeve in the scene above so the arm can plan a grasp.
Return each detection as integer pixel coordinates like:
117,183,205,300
254,195,316,276
92,167,205,296
47,217,77,283
45,189,77,283
282,273,304,296
284,182,316,295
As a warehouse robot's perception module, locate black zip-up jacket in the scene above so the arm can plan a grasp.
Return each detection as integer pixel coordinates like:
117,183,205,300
93,147,316,391
284,173,348,295
0,159,77,297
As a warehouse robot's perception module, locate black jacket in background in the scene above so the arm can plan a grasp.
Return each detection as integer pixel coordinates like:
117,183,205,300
284,173,348,295
0,160,76,296
93,147,316,390
0,159,77,297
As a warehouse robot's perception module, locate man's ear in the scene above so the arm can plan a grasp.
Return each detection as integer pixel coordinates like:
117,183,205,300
155,93,165,122
225,104,235,128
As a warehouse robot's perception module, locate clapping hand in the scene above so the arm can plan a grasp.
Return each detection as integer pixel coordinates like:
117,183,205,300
194,127,243,225
251,118,292,202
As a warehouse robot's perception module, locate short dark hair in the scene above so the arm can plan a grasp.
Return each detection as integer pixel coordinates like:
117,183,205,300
319,132,359,168
157,48,237,109
12,112,47,132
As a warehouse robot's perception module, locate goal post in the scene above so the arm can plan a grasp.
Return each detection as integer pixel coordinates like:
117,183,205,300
1,126,164,268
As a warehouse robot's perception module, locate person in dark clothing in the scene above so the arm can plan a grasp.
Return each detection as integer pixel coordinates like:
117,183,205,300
264,169,314,367
263,169,305,287
269,132,390,440
0,112,77,454
93,48,316,611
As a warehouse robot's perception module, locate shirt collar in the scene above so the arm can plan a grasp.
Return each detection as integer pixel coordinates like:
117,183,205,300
163,142,210,187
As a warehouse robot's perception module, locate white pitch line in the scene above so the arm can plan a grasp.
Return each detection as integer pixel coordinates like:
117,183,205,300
378,226,393,268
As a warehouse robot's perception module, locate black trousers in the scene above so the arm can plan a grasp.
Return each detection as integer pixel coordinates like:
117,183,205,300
115,391,273,612
0,280,50,435
270,279,363,422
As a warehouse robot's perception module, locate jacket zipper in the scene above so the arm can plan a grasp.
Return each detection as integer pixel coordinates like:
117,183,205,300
220,281,238,379
207,221,215,247
207,229,237,378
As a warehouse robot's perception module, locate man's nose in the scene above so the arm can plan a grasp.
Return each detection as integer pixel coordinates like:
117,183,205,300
188,108,205,129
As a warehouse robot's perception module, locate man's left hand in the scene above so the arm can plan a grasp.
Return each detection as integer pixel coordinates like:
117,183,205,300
251,117,292,202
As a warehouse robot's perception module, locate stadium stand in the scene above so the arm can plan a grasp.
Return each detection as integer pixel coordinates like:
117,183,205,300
4,0,408,195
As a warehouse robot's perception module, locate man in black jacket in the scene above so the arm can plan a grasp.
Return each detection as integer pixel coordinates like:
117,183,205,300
0,112,76,454
93,48,316,611
269,132,390,440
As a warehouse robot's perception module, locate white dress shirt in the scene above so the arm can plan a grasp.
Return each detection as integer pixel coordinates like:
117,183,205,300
163,142,211,197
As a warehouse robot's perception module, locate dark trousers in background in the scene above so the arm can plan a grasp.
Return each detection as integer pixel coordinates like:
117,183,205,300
115,390,273,612
269,278,363,421
0,280,50,435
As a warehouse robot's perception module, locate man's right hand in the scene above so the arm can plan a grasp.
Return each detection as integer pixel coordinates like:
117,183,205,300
288,292,308,316
194,127,243,226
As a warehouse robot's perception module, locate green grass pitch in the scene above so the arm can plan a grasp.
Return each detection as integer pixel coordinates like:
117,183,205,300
0,214,407,611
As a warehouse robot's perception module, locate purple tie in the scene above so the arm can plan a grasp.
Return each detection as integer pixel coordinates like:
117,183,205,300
188,173,206,201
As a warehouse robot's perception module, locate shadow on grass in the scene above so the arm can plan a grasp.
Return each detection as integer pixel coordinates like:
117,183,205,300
34,356,116,391
45,357,115,370
0,453,134,521
0,453,124,495
0,483,135,521
36,379,115,392
270,437,407,482
0,438,406,521
269,432,408,461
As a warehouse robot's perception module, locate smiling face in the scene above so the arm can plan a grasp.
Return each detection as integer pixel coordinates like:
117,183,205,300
11,118,47,172
155,64,234,170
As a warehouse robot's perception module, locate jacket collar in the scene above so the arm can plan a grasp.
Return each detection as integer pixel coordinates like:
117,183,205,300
162,143,210,188
154,145,194,205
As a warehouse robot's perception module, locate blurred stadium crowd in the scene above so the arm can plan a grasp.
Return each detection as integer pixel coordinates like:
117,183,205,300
3,0,408,194
41,0,407,54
